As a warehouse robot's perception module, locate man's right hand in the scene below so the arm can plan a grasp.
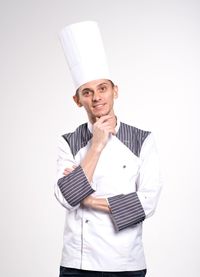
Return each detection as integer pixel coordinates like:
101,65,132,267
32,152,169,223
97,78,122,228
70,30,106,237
92,115,116,152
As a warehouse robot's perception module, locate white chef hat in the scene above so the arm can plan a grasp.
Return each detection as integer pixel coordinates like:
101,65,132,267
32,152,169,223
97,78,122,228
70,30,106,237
59,21,111,90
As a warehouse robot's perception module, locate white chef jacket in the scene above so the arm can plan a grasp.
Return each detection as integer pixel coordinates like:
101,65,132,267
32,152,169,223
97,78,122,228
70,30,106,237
54,120,162,272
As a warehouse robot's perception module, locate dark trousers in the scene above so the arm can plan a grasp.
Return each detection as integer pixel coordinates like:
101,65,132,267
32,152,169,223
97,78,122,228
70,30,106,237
59,267,147,277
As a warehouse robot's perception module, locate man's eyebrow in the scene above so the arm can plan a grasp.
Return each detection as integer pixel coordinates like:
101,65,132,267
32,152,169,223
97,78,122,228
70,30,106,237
97,82,109,87
80,82,109,93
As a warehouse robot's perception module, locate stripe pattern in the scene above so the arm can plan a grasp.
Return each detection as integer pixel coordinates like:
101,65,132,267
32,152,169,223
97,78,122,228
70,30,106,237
108,193,146,231
109,123,149,231
60,121,148,228
57,165,94,207
62,123,92,157
116,122,150,157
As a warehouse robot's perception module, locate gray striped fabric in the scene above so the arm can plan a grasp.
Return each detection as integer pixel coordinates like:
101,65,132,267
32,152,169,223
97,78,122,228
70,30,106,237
109,123,149,231
59,121,149,227
116,122,150,157
63,123,92,157
62,122,150,158
108,193,146,231
58,165,94,207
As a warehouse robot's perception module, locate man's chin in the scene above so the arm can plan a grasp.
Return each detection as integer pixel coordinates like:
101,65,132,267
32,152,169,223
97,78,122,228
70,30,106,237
95,113,108,118
94,110,110,118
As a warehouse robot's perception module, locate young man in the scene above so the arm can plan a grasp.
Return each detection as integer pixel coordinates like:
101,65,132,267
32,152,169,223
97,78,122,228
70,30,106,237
55,21,162,277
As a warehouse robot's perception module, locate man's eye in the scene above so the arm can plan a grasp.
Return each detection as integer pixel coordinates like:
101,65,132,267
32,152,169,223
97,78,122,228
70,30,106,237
99,86,107,92
82,91,91,96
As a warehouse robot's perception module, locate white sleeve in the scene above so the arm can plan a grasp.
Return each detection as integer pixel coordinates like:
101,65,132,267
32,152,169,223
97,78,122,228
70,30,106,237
54,136,79,210
136,133,163,218
54,136,94,210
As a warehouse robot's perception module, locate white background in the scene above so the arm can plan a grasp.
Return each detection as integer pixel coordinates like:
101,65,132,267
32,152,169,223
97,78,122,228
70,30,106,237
0,0,199,276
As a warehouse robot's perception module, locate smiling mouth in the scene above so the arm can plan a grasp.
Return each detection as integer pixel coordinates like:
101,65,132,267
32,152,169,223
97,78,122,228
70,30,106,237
93,104,105,109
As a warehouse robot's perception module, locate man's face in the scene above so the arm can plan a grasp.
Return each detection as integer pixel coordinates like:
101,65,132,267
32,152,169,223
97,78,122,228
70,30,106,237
73,79,118,123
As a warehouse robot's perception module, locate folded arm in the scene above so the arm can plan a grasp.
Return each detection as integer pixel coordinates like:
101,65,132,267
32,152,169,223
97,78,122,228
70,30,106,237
107,133,162,231
55,122,162,230
55,115,116,210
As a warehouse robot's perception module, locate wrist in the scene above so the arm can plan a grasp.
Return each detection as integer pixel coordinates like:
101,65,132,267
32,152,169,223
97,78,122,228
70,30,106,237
90,142,104,153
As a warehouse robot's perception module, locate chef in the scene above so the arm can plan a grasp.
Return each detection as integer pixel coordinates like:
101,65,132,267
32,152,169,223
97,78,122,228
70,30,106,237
55,21,162,277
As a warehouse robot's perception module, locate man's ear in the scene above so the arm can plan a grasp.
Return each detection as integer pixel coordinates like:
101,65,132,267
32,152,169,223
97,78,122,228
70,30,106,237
73,95,82,107
113,85,118,99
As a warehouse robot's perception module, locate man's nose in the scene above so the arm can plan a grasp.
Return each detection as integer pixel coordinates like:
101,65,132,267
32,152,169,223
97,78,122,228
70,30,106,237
92,90,101,101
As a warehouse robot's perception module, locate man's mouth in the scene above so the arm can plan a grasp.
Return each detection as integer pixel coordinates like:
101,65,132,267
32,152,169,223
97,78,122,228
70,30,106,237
93,104,105,109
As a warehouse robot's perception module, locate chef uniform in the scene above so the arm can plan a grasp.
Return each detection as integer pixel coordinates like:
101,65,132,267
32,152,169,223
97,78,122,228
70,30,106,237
55,21,162,275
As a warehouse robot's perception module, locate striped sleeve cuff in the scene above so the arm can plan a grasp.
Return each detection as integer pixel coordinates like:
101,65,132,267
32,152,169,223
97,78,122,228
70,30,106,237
57,165,95,207
108,192,146,231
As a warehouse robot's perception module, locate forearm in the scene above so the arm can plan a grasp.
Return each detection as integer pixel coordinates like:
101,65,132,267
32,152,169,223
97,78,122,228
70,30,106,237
81,114,116,183
80,144,102,183
58,145,102,207
82,196,110,213
58,115,116,208
57,165,95,207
